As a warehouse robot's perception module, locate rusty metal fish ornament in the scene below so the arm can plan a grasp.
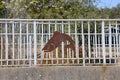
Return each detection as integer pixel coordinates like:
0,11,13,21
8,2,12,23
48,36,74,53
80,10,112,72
42,31,75,52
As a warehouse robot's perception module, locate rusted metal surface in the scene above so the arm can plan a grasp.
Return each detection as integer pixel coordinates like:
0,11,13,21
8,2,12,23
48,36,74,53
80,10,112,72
42,31,75,52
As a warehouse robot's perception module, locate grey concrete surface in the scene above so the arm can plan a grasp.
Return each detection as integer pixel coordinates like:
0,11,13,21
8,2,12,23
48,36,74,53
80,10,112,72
0,66,120,80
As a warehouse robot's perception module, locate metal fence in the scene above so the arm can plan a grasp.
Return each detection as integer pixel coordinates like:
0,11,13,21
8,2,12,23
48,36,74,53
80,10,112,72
0,19,120,67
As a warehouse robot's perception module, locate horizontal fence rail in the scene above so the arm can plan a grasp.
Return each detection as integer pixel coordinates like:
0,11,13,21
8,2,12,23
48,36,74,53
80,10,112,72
0,19,120,67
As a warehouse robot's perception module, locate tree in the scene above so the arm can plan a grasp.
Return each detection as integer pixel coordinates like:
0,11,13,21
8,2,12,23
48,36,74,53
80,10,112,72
5,0,111,19
4,0,120,19
0,0,6,18
6,0,30,18
27,0,101,19
109,3,120,19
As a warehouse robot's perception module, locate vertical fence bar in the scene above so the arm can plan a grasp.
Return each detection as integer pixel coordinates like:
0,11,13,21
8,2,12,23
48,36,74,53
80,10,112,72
67,21,70,63
113,35,116,63
34,21,37,65
18,37,20,65
23,36,26,65
55,21,58,64
26,22,29,60
29,36,32,66
19,21,22,59
1,36,3,65
55,21,57,31
109,21,112,60
115,21,119,58
93,36,96,63
94,21,98,58
5,21,8,65
119,35,120,56
82,21,85,66
48,21,51,39
75,21,79,64
41,21,44,60
102,20,106,64
45,36,48,64
88,21,91,63
0,24,3,64
12,22,15,65
98,36,101,64
62,21,64,64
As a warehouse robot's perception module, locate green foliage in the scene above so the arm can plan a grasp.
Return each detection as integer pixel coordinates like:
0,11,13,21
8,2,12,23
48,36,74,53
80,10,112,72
3,0,120,19
109,3,120,18
27,0,102,19
0,0,5,18
6,0,30,18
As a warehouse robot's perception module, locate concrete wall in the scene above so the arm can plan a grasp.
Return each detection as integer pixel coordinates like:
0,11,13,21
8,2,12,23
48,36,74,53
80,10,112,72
0,66,120,80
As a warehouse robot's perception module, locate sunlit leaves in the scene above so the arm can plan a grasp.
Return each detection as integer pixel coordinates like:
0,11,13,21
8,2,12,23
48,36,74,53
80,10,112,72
0,0,5,18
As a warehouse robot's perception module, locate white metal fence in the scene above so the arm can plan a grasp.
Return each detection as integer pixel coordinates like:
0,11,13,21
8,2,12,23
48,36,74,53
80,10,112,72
0,19,120,67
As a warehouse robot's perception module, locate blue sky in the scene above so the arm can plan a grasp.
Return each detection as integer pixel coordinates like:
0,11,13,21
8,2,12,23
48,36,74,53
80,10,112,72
97,0,120,8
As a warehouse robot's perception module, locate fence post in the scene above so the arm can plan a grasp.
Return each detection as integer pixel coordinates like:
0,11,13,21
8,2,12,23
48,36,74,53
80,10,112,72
102,20,106,64
109,21,112,59
82,21,85,66
26,22,29,59
94,21,98,58
5,21,8,65
75,21,79,63
62,21,64,64
19,21,22,59
34,21,37,66
88,21,91,63
115,21,119,57
12,22,15,64
41,21,44,59
29,36,32,66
